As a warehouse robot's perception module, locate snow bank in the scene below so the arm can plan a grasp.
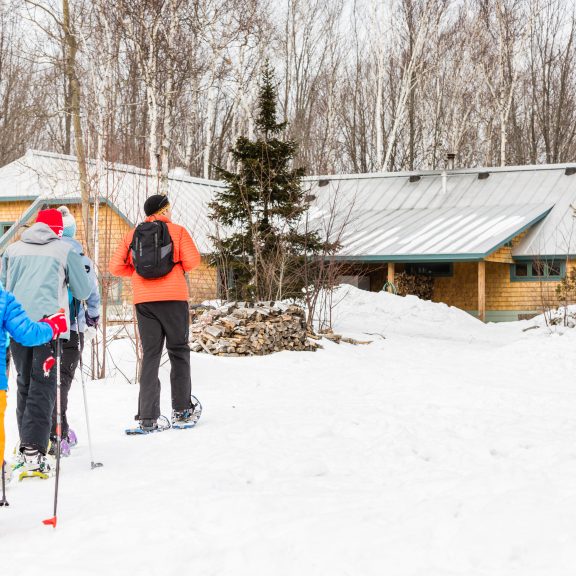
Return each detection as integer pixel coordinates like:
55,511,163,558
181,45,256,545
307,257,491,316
521,304,576,331
4,286,576,575
329,285,487,341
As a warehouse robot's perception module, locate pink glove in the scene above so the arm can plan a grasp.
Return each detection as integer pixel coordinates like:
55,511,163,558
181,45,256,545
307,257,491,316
39,309,67,339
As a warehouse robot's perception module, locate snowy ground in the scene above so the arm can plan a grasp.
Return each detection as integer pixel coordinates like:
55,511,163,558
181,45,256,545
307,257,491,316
2,287,576,575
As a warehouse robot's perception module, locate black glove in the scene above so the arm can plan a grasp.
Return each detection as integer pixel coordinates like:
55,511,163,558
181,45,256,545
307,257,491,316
85,311,100,328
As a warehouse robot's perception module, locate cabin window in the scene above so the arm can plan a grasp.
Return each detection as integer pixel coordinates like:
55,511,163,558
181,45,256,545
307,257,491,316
548,260,562,276
511,260,565,281
0,222,14,236
102,273,123,305
404,262,453,277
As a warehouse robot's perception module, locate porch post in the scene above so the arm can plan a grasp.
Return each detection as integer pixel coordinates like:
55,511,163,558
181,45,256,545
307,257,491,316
387,262,395,288
478,260,486,322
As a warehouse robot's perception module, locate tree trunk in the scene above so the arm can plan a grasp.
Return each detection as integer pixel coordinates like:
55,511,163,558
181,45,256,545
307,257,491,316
63,0,93,256
203,84,217,179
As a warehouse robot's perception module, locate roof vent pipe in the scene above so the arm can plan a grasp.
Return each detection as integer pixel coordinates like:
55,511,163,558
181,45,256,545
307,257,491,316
442,153,456,194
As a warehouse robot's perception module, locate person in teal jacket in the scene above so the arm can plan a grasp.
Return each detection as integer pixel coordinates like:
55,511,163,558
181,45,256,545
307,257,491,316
48,206,101,457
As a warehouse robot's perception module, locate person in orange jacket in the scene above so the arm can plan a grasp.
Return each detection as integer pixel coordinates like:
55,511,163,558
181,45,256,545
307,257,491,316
109,195,202,432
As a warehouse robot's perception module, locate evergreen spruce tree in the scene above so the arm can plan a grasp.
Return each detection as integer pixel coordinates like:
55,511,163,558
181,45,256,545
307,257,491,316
209,62,325,301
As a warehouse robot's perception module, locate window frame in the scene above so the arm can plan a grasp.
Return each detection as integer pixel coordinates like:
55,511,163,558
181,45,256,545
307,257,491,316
101,273,123,305
0,221,14,236
510,259,566,282
403,262,454,278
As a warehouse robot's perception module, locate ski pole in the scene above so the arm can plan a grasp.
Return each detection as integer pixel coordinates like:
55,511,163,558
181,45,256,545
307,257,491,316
0,461,8,507
43,338,62,528
79,351,103,470
1,345,9,506
77,308,103,470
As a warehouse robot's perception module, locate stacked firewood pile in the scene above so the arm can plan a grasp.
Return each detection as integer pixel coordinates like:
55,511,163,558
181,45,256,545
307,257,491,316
189,302,320,356
394,272,434,300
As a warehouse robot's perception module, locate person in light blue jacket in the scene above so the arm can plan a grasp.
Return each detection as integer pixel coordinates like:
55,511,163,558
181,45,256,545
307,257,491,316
48,206,101,456
1,208,91,475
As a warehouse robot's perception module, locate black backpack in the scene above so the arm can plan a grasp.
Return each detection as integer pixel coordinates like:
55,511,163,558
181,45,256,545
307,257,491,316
130,220,175,279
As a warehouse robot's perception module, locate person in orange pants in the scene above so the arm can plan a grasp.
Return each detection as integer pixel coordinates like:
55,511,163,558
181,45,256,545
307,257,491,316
2,345,9,476
1,389,6,477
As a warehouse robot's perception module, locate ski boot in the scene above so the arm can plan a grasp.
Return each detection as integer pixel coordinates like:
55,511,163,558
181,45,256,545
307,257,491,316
172,395,203,429
18,447,54,480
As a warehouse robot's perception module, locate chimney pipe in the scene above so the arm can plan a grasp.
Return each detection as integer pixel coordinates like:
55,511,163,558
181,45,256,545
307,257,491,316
447,152,456,171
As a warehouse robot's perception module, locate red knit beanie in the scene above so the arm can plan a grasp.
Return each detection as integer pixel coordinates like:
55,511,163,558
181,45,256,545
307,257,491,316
36,209,64,238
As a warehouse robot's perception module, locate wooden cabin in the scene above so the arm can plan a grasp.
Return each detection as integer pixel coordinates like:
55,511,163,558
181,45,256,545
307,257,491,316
306,165,576,322
0,151,220,316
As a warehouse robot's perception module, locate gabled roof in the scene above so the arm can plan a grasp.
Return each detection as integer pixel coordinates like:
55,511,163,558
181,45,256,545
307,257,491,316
1,151,574,260
306,164,576,260
0,150,224,253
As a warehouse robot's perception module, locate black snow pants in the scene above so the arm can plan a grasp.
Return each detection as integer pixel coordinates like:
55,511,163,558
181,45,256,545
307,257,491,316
51,330,84,439
135,300,192,421
11,340,59,454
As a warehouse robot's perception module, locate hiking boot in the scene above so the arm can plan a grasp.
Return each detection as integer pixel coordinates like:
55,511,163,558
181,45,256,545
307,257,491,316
125,416,171,435
60,437,72,457
48,437,71,457
172,395,202,428
140,419,159,432
66,429,78,448
20,447,53,478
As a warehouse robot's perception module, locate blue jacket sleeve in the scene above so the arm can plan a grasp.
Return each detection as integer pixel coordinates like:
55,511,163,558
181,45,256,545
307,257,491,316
67,250,92,301
85,256,101,318
3,292,53,346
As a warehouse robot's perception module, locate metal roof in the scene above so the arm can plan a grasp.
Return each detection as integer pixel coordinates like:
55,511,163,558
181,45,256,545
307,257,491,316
306,164,576,259
331,205,553,260
1,151,575,260
0,150,224,253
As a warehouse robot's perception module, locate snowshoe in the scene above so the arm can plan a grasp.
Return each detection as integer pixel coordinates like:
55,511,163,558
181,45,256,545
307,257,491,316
66,429,78,448
18,447,54,481
125,415,171,435
172,395,202,429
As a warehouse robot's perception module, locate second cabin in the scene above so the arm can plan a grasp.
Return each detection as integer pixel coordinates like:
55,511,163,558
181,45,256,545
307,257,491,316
305,164,576,322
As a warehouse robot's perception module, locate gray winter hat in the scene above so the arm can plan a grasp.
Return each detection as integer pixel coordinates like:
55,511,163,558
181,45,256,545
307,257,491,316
57,205,77,238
